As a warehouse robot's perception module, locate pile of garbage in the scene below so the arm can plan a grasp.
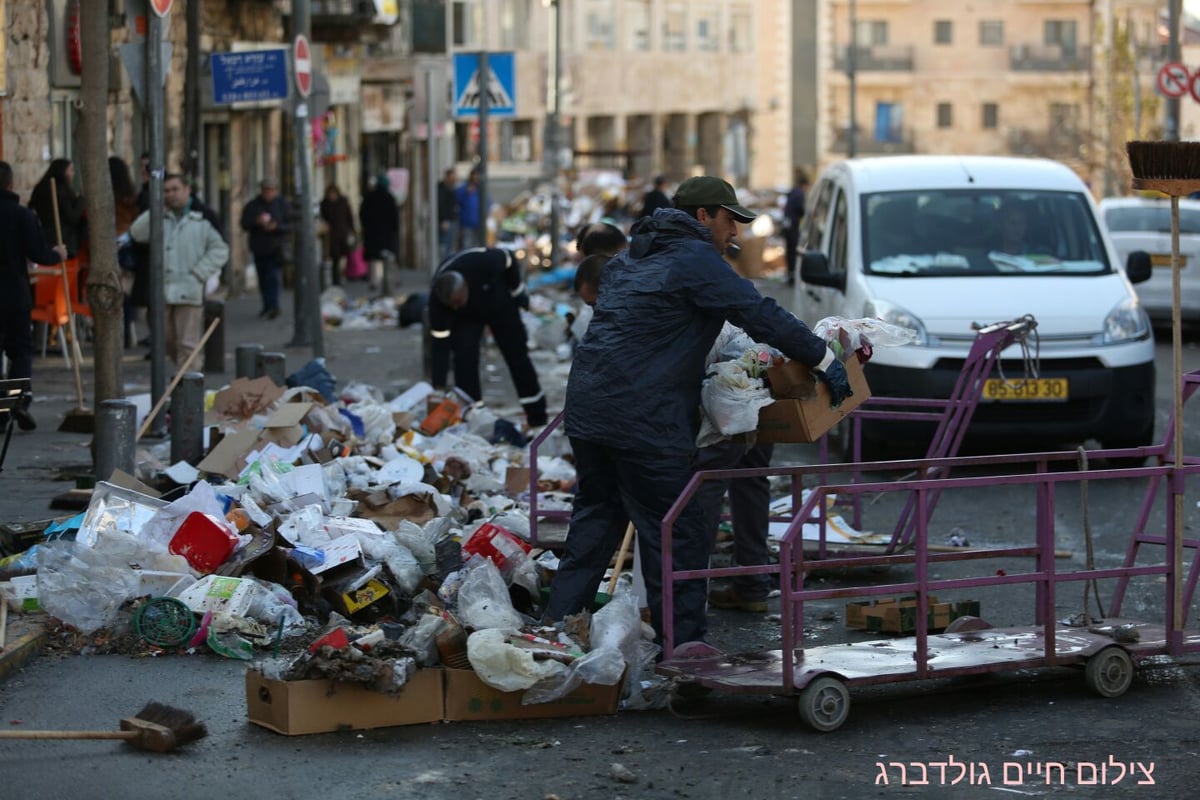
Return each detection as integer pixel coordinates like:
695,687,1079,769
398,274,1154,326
0,372,665,709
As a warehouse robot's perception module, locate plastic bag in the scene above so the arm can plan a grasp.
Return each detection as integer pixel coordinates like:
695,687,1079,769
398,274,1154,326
455,557,523,631
36,541,142,633
398,612,446,666
814,316,918,354
467,628,570,692
698,360,774,446
243,578,307,637
138,481,239,557
393,521,437,575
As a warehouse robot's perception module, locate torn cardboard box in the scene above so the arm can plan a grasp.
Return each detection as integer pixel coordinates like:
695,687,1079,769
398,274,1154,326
756,357,871,443
246,668,444,735
210,377,285,422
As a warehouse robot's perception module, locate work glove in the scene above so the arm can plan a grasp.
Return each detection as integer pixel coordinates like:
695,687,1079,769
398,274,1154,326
814,358,853,408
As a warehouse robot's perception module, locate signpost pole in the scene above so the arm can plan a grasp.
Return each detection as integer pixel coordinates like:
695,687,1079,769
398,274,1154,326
478,50,489,247
289,13,323,357
146,4,168,437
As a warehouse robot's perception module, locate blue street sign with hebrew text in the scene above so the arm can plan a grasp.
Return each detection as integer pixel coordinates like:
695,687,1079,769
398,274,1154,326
211,49,288,105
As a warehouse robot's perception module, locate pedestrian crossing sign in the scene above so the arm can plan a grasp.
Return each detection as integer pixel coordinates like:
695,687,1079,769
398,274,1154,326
453,52,516,118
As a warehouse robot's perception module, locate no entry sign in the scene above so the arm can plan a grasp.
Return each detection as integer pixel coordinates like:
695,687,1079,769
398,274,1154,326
293,35,312,99
150,0,173,16
1157,61,1190,99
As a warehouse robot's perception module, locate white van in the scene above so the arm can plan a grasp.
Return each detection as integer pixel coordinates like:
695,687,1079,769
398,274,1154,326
796,155,1155,452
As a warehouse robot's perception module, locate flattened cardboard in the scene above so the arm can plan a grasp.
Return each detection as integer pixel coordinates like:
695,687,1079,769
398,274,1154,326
504,466,531,495
757,357,871,444
442,667,621,721
246,668,444,735
211,377,285,421
197,429,261,479
260,402,316,448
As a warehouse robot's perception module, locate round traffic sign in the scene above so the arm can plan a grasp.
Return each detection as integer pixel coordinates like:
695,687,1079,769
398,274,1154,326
150,0,173,16
294,35,312,99
1157,61,1190,99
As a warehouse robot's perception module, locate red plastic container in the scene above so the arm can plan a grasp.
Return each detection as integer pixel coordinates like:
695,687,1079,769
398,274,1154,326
462,523,532,571
169,511,239,575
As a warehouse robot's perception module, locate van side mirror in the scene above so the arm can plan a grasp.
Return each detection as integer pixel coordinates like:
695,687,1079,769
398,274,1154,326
800,251,845,291
1125,250,1152,285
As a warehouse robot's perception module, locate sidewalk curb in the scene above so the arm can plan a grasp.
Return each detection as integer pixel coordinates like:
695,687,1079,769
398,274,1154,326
0,618,46,684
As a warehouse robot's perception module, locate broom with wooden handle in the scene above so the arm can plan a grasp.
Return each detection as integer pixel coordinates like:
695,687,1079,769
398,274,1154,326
136,316,221,442
1125,140,1200,641
49,177,93,433
0,702,206,753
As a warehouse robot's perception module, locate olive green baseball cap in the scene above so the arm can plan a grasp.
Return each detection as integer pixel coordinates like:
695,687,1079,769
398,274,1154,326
672,176,756,223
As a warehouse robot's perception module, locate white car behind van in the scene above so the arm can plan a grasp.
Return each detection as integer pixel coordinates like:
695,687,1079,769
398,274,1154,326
796,155,1155,453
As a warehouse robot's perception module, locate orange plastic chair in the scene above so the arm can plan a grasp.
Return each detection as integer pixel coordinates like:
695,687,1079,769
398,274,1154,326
29,267,72,366
63,258,92,319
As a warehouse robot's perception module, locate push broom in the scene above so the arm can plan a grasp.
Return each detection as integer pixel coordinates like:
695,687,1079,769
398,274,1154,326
1125,140,1200,649
48,177,94,434
0,701,207,753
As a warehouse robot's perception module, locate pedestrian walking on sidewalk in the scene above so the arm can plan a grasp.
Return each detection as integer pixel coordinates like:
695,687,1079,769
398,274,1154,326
240,176,288,318
0,161,68,431
455,168,483,250
131,174,228,365
359,174,399,289
437,168,459,261
319,183,357,286
546,176,851,650
428,247,547,427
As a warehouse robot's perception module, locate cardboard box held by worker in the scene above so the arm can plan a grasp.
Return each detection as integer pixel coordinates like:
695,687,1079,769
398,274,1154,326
756,357,871,443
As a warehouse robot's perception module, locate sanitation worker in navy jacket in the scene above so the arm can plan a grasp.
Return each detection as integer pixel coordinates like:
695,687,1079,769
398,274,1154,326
545,176,851,651
428,247,548,427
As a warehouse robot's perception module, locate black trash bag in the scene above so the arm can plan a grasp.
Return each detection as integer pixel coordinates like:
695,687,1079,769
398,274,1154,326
398,292,428,328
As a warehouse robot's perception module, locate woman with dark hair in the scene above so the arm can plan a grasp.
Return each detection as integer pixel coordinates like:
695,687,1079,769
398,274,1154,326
28,158,86,257
319,183,356,286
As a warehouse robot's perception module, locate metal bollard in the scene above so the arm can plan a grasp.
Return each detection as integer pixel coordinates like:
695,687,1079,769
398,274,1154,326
170,372,206,466
258,351,287,386
203,301,226,374
95,399,137,482
235,343,264,379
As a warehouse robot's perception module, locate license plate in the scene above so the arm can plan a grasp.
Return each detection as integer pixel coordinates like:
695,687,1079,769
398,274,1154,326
982,378,1069,402
1150,253,1184,268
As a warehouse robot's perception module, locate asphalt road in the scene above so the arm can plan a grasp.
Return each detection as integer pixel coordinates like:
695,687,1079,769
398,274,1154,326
2,275,1200,798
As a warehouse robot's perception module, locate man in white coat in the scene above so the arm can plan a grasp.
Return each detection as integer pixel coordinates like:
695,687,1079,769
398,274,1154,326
130,174,229,364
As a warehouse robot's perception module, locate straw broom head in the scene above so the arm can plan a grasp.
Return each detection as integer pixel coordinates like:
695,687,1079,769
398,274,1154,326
1126,140,1200,180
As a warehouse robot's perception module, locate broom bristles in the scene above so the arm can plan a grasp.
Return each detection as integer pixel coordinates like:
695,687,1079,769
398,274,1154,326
1126,140,1200,180
133,702,208,746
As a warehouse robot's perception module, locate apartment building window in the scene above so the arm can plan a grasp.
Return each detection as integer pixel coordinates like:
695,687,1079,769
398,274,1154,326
497,0,530,50
452,0,484,48
934,20,952,45
1050,102,1079,130
856,20,888,46
1045,20,1078,53
982,103,998,129
626,0,651,51
729,5,753,53
695,4,719,52
937,102,953,128
663,3,687,51
980,20,1003,46
586,0,615,50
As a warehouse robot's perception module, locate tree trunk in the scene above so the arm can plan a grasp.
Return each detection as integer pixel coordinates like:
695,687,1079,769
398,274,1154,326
79,0,123,404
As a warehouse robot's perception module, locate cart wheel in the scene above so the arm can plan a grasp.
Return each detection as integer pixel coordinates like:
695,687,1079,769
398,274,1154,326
1084,646,1134,698
798,676,850,732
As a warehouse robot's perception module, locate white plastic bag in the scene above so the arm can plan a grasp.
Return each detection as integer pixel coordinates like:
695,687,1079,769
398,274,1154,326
814,316,918,353
466,628,569,692
698,360,774,443
456,558,523,631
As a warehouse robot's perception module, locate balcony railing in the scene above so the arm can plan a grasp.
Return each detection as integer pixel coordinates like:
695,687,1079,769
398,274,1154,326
831,126,915,155
834,44,915,72
1007,127,1086,158
1009,43,1089,72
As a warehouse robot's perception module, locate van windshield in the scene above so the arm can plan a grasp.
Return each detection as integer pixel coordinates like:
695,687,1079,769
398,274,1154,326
861,189,1112,277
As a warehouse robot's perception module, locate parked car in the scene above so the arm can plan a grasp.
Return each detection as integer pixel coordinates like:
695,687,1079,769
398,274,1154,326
796,155,1155,454
1098,195,1200,328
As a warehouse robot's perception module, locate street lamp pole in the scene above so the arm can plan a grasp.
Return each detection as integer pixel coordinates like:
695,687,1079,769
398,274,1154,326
545,0,562,270
848,0,857,158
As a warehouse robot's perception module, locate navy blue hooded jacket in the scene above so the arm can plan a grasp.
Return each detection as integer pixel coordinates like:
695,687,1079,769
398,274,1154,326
565,209,829,454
